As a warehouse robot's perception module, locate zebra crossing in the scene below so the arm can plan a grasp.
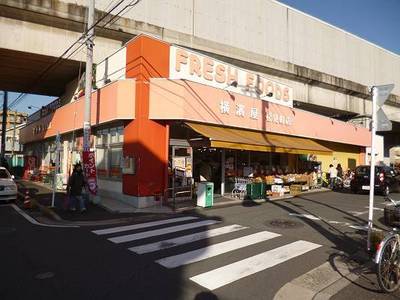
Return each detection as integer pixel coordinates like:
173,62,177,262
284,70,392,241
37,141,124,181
91,216,322,291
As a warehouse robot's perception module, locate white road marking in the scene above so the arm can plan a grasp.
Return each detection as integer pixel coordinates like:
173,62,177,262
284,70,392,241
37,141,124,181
129,224,247,254
108,220,220,243
364,206,384,211
349,225,368,231
289,213,320,220
92,216,198,235
8,204,79,228
349,211,368,216
156,231,281,268
190,240,321,290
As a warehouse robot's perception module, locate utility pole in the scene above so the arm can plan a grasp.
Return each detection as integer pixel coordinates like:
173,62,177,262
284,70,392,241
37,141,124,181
367,87,378,251
83,0,95,152
367,84,394,251
11,111,17,156
82,0,99,202
1,91,8,165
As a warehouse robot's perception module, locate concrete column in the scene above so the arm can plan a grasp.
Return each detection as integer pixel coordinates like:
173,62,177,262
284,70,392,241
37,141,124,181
221,149,225,196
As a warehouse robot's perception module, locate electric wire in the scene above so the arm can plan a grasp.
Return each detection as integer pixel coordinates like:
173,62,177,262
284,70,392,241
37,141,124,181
8,0,127,110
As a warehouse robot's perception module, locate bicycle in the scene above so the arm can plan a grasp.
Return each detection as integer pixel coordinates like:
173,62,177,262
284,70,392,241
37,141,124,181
375,195,400,293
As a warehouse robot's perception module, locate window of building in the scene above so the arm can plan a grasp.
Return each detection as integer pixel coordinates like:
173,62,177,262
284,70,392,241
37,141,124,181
95,126,124,180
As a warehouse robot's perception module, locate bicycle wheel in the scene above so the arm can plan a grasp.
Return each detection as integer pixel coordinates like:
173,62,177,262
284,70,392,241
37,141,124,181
377,236,400,293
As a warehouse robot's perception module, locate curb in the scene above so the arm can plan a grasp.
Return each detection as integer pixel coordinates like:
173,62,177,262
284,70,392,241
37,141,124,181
17,191,62,221
176,188,331,212
273,251,374,300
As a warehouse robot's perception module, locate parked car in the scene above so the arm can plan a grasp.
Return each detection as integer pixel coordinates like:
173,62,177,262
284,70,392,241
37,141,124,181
350,165,400,195
0,167,17,203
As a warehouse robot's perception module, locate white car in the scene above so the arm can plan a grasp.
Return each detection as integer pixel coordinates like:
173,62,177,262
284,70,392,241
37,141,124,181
0,167,17,202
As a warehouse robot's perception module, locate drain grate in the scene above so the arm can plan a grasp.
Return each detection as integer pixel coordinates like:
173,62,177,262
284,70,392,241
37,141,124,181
267,219,303,229
0,227,16,235
35,272,55,280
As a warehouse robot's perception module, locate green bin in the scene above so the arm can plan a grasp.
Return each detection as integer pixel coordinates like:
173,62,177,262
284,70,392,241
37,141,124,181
197,182,214,207
246,182,265,200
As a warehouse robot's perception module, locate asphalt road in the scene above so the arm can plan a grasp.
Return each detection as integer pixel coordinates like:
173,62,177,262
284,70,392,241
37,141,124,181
1,190,399,300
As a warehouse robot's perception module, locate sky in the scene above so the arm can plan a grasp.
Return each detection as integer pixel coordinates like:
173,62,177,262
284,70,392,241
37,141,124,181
278,0,400,54
8,0,400,115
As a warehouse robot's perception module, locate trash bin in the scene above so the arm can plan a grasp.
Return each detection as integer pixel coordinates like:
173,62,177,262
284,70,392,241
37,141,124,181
197,182,214,207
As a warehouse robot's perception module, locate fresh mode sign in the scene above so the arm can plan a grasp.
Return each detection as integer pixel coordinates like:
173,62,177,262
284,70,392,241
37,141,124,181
169,46,293,108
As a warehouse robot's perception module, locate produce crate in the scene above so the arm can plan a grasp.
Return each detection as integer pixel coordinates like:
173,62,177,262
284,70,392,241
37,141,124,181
246,182,267,200
290,184,302,196
301,185,309,191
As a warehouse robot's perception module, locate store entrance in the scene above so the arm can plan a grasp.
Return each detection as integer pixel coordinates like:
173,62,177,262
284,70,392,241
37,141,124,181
193,147,222,196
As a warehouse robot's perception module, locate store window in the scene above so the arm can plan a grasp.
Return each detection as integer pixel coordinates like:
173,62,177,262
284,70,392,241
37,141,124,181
95,126,124,180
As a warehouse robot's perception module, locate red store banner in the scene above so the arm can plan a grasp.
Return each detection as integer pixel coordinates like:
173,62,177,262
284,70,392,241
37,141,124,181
82,151,98,196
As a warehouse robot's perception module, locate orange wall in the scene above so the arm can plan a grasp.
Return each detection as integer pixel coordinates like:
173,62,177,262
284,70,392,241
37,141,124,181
20,80,135,144
149,79,371,147
123,35,170,197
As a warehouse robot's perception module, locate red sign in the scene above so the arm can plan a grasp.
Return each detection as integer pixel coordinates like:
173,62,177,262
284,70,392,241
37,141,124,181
82,151,98,195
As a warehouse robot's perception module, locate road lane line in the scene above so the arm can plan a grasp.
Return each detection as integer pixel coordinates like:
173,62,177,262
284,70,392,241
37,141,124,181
289,213,320,220
349,211,368,216
92,216,198,235
364,206,384,211
156,231,281,269
108,220,220,243
129,224,247,254
190,240,321,290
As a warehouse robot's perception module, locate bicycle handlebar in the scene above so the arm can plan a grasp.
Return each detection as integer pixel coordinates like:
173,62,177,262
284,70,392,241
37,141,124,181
385,195,400,206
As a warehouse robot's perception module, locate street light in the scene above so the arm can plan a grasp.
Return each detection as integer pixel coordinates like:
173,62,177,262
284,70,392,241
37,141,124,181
27,105,40,110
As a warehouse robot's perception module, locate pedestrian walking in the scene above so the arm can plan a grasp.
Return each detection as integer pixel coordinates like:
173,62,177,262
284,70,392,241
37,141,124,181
67,163,87,212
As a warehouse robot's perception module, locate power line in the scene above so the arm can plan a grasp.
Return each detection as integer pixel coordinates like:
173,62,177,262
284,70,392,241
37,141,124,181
8,0,127,110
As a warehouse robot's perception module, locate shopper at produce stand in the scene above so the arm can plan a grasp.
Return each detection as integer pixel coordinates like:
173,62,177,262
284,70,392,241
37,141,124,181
336,163,343,179
328,164,338,189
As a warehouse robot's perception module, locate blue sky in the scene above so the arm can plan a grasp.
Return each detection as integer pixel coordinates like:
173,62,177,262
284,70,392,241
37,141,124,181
278,0,400,54
9,0,400,114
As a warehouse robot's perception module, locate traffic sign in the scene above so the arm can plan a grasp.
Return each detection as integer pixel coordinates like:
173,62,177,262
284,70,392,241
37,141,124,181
377,108,392,131
375,84,394,107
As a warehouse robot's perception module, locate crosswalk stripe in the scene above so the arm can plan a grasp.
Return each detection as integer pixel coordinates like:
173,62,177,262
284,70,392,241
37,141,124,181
129,224,248,254
92,216,198,235
155,231,280,269
108,220,220,244
190,240,321,290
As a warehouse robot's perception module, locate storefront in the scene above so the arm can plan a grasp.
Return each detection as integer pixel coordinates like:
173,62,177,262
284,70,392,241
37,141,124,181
20,34,371,208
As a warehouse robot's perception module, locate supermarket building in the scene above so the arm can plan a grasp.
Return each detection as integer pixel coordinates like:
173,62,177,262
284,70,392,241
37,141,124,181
20,35,371,208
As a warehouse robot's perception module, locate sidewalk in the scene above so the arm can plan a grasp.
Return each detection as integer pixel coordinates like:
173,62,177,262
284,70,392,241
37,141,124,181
16,180,330,224
15,180,174,225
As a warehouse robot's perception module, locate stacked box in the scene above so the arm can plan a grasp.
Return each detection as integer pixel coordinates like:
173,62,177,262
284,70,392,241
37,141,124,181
290,184,302,196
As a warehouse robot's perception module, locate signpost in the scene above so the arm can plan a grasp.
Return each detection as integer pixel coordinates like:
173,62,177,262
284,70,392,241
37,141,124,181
51,132,61,208
367,84,394,251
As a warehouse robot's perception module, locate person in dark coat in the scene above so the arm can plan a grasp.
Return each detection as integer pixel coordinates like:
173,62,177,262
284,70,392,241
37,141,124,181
67,163,86,212
336,163,344,179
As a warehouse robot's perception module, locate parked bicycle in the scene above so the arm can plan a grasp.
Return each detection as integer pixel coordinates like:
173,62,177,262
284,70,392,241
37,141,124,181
375,195,400,293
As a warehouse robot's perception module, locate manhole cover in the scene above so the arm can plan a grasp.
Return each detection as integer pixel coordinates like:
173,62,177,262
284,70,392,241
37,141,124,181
0,227,16,235
267,219,303,229
35,272,55,280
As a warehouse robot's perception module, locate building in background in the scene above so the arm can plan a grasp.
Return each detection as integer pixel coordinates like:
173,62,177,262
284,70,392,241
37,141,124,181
0,110,27,169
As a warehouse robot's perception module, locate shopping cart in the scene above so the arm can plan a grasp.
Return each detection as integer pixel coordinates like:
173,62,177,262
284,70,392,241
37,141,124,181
231,177,251,200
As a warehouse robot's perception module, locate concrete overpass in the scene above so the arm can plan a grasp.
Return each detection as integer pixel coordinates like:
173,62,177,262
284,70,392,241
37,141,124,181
0,0,399,126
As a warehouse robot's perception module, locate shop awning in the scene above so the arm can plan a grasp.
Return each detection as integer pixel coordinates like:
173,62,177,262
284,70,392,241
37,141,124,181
186,122,332,155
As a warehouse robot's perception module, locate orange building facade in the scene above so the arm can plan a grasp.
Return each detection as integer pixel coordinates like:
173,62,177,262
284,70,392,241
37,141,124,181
20,35,371,208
